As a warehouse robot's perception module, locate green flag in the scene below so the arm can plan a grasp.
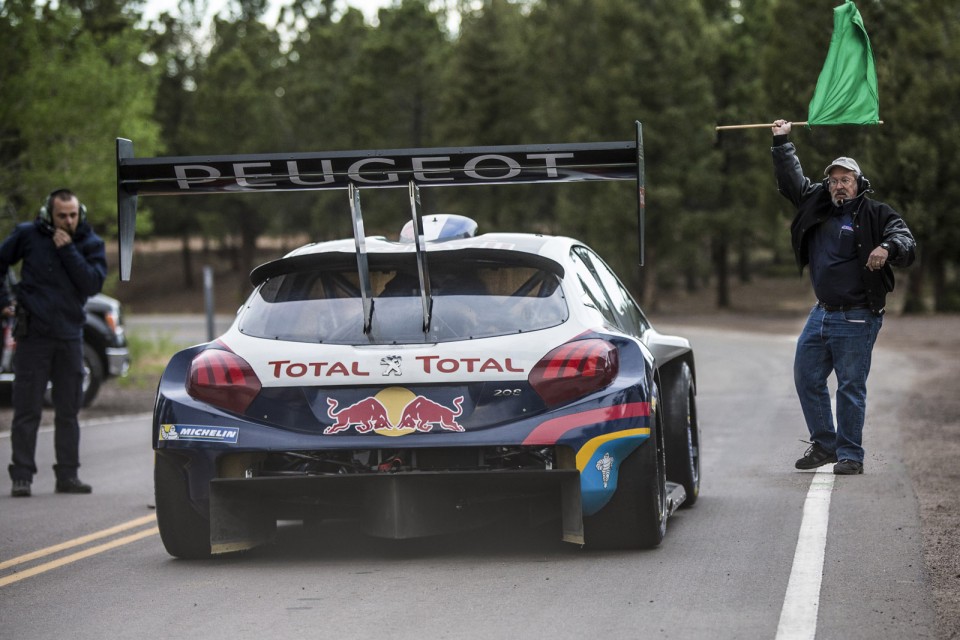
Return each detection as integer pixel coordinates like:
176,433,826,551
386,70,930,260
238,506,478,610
807,0,880,125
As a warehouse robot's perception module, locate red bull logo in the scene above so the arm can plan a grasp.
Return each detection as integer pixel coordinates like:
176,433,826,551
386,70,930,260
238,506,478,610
325,397,392,434
324,387,465,435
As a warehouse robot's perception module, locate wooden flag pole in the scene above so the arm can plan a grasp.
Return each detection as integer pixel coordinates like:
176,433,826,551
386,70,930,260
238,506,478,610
715,120,882,131
715,122,808,131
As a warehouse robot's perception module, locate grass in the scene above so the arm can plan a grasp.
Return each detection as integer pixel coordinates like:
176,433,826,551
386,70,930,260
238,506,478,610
117,331,182,389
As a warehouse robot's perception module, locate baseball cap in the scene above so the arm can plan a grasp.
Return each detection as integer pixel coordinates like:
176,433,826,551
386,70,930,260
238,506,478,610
824,157,862,177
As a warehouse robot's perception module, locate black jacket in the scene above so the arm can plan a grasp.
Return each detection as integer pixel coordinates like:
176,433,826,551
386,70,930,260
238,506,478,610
0,219,107,340
772,138,916,314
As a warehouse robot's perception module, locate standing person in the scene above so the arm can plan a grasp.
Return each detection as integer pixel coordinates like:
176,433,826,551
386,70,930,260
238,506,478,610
771,120,916,475
1,189,106,497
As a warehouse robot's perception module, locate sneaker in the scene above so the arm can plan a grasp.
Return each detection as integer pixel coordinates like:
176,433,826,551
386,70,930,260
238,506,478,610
795,442,837,470
55,477,92,494
11,480,31,497
833,459,864,475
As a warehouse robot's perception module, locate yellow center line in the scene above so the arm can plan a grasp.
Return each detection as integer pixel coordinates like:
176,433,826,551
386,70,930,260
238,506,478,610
0,514,157,571
0,527,160,588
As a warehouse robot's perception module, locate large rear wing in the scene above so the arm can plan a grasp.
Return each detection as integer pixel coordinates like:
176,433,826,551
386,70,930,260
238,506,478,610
117,123,646,277
117,123,646,332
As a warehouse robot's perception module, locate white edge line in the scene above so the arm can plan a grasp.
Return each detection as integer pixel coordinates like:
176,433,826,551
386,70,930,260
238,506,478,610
775,465,836,640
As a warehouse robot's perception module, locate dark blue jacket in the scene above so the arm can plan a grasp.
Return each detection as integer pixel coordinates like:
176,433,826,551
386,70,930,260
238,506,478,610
0,219,107,340
772,138,916,314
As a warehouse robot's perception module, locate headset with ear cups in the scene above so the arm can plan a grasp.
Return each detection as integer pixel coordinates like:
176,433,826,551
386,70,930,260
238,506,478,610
38,189,87,234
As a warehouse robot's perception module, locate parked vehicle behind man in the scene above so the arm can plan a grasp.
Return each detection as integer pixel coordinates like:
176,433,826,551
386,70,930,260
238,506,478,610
1,269,130,408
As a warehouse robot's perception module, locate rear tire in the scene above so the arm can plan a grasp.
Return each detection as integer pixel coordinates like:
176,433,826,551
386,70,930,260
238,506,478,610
583,391,666,549
155,451,212,559
664,363,700,507
80,342,104,407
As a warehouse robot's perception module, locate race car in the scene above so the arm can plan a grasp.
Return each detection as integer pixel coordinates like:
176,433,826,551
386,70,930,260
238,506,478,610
116,127,700,558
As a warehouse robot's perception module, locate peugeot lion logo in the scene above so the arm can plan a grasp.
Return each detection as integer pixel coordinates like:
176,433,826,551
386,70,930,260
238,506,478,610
381,355,402,376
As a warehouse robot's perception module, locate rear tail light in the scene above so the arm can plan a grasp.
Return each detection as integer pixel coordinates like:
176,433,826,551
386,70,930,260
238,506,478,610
528,339,619,406
187,346,262,414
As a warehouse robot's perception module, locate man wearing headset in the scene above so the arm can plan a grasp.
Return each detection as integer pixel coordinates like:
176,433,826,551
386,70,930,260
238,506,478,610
771,120,916,475
1,188,107,497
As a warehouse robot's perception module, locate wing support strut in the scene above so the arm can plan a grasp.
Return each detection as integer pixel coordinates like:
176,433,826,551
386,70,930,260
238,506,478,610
348,183,374,334
408,181,433,333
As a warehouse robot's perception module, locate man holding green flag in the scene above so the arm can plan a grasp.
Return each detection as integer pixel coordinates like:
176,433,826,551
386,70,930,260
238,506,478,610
770,119,914,475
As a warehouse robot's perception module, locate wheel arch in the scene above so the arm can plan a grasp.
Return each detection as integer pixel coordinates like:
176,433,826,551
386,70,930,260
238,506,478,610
653,348,700,507
653,350,696,399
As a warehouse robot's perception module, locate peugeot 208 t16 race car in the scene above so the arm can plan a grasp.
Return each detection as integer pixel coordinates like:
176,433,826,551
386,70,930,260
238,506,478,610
116,128,700,558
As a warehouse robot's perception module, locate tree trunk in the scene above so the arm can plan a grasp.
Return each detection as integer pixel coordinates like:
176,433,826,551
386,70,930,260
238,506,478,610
713,236,730,309
932,250,950,313
637,245,657,311
180,230,194,290
901,257,927,314
737,233,751,284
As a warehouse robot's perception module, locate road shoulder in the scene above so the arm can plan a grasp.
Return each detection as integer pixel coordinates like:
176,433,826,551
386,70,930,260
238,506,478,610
657,311,960,640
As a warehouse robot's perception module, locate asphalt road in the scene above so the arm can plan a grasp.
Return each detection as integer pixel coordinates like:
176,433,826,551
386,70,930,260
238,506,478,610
0,326,936,639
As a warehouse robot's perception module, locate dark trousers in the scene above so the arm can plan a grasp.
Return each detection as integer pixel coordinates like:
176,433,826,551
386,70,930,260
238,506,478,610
8,335,84,482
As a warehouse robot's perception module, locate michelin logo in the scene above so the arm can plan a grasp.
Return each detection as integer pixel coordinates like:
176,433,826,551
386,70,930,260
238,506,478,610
596,452,614,488
159,424,239,443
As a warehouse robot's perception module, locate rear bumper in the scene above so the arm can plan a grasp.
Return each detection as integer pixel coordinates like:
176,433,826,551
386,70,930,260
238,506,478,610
208,470,584,554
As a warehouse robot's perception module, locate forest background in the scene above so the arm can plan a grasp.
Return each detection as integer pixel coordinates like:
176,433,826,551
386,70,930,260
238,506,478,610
1,0,958,313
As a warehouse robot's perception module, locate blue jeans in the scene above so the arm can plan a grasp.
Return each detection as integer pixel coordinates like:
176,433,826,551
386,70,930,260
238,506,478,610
794,305,882,463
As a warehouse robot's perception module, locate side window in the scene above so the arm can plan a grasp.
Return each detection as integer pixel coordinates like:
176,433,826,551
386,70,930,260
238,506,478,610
573,247,651,336
569,248,619,329
615,280,651,335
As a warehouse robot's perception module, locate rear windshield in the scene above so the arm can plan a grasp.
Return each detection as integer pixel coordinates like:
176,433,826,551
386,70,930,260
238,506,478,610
239,253,568,344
